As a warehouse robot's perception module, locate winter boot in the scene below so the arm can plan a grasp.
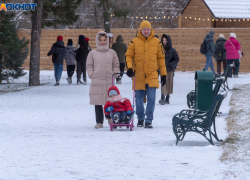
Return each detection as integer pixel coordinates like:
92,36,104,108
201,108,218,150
113,114,120,124
69,77,72,84
95,123,103,129
165,95,170,104
145,122,153,129
76,79,80,85
159,94,165,105
123,115,131,124
67,77,70,84
137,120,144,127
83,79,87,85
55,81,60,86
116,76,122,84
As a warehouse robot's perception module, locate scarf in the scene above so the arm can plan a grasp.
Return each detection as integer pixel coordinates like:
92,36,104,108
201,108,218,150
108,94,127,103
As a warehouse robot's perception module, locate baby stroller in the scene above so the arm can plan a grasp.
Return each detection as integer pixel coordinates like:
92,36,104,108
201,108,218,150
109,73,135,131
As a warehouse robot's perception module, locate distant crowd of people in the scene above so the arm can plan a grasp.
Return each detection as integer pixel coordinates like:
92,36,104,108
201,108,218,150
202,30,243,77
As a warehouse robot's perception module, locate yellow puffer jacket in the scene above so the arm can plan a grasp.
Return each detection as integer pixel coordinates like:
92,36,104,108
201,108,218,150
125,30,167,90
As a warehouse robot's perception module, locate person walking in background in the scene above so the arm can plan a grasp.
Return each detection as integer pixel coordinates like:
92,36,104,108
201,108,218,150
225,33,241,78
47,35,65,86
159,34,179,105
204,30,216,74
214,34,227,74
86,31,119,129
111,35,127,84
64,39,76,84
75,35,89,85
126,20,167,128
85,37,92,52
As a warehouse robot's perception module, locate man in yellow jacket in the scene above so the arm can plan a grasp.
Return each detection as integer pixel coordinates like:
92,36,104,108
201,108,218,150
126,20,167,128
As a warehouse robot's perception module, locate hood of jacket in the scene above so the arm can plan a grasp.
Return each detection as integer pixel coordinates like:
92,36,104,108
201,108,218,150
205,33,214,42
161,34,172,50
56,40,65,47
216,37,226,45
107,86,120,96
66,45,74,49
96,31,109,51
116,35,124,42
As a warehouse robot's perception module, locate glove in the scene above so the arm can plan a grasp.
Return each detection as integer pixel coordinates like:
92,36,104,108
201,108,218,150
105,106,114,112
126,68,134,77
127,110,132,115
161,76,166,86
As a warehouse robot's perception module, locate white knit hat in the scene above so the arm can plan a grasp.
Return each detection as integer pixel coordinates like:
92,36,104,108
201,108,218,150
219,34,225,38
230,33,236,38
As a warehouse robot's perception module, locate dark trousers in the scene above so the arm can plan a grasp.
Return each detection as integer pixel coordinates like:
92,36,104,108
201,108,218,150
227,59,240,77
216,60,227,74
67,65,75,78
95,105,104,124
116,63,125,81
77,61,86,81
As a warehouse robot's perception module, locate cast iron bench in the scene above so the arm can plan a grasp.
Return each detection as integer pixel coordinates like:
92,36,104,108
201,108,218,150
173,93,226,145
214,65,232,91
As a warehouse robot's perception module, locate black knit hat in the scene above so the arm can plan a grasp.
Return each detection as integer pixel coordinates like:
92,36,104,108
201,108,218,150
67,39,73,46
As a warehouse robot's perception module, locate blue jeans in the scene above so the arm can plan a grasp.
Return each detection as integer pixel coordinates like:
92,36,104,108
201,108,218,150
54,63,63,81
205,54,216,74
227,59,240,76
135,84,156,124
112,111,130,123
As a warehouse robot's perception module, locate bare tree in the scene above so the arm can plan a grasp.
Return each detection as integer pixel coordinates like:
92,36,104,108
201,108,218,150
29,0,42,86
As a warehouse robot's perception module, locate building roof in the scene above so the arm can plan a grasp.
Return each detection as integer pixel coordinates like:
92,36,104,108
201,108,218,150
181,0,250,19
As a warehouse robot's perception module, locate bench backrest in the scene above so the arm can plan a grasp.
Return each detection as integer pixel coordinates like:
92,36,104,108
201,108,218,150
223,65,232,81
213,79,223,98
204,94,224,127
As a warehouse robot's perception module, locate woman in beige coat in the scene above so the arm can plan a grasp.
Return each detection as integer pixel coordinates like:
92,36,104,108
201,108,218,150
86,31,120,129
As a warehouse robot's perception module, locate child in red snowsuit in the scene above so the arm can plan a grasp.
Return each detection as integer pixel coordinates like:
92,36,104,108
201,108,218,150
104,86,133,124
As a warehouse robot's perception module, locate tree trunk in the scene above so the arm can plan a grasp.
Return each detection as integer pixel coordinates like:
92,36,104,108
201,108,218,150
102,1,110,33
29,0,42,86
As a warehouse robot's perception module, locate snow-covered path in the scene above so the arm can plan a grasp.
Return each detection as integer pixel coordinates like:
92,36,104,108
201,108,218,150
1,71,250,180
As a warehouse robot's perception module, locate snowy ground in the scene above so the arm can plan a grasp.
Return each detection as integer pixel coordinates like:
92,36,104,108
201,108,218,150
1,70,250,180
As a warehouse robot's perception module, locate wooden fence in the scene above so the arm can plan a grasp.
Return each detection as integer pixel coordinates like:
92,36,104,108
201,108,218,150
17,28,250,72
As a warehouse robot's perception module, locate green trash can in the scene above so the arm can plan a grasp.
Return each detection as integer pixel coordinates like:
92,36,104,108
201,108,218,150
195,70,214,111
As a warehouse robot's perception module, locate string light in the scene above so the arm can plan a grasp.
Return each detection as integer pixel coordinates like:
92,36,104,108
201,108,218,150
141,17,143,19
203,19,205,21
199,18,201,20
185,17,187,19
234,19,236,21
207,18,209,21
225,19,227,21
230,19,232,22
155,16,157,19
190,17,192,19
131,17,133,19
243,19,245,21
238,19,241,21
168,16,170,19
159,17,161,19
194,17,196,20
212,19,214,21
221,19,223,21
247,19,250,21
136,16,138,19
216,19,218,21
146,16,148,19
164,16,166,18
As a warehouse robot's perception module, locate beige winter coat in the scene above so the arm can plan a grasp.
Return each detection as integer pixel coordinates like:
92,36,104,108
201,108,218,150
86,31,120,105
